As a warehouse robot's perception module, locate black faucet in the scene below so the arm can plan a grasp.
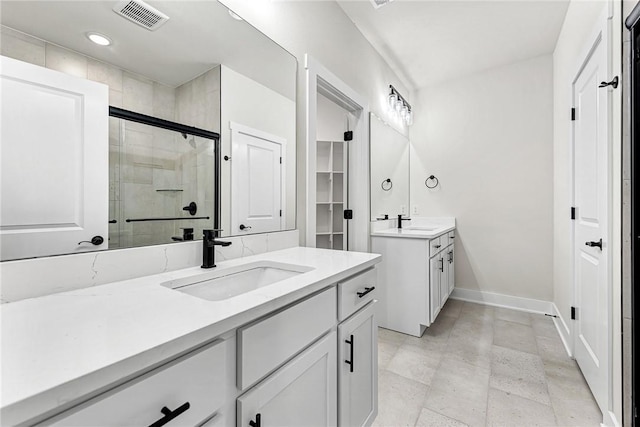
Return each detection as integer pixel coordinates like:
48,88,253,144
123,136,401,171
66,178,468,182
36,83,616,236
397,214,411,229
202,229,231,269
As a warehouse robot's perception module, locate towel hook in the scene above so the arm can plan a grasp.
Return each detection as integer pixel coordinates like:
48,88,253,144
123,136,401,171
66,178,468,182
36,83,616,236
381,178,392,191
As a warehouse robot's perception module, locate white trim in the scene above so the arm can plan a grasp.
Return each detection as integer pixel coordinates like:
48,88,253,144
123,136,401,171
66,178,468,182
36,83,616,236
552,303,573,358
230,121,287,146
304,55,370,252
450,288,553,315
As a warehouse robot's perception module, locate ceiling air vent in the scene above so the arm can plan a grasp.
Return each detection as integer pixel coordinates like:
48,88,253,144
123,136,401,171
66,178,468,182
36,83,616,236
370,0,395,9
113,0,169,31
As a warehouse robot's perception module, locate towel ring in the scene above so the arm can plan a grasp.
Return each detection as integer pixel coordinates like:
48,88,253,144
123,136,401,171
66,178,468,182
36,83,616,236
425,175,439,189
381,178,393,191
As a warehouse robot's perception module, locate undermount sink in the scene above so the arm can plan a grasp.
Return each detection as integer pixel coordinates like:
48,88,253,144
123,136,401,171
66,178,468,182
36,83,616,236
162,261,314,301
403,226,438,231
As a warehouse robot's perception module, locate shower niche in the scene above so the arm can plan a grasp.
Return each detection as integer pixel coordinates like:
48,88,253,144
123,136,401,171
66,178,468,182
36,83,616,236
108,108,219,249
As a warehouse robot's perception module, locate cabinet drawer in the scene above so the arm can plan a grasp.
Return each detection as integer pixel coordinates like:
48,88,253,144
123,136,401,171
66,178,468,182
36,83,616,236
237,287,337,390
338,268,377,321
429,237,444,257
45,339,231,426
447,230,455,246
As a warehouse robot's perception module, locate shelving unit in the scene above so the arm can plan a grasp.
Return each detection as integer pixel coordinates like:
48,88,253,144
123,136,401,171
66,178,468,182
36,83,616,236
316,140,347,250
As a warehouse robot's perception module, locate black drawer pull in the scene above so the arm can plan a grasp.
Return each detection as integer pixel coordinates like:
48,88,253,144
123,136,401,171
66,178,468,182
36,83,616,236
356,286,375,298
148,402,190,427
249,413,262,427
345,335,354,373
434,244,441,249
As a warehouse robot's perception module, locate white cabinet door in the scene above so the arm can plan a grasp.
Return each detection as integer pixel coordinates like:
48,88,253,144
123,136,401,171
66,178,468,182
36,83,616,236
0,55,109,260
439,252,449,308
429,256,441,324
338,302,377,427
447,246,455,296
237,331,337,427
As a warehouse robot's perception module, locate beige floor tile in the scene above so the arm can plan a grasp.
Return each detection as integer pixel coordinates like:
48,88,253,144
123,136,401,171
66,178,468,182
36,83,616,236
486,388,557,427
415,407,468,427
458,302,495,323
531,315,559,339
544,359,596,403
445,333,493,369
378,339,400,370
490,345,551,405
421,313,457,342
439,298,464,318
387,345,442,385
423,358,490,427
536,336,570,365
373,370,428,427
494,307,532,325
493,319,538,354
550,394,602,427
379,327,408,346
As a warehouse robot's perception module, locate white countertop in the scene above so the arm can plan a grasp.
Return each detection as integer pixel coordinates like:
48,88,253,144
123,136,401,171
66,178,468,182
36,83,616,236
1,247,380,425
371,217,455,239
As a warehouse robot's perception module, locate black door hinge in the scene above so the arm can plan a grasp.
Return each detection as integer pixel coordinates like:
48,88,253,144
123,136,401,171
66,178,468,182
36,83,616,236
344,131,353,141
279,157,282,164
279,209,282,217
571,306,577,320
344,209,353,220
571,207,576,220
571,108,576,121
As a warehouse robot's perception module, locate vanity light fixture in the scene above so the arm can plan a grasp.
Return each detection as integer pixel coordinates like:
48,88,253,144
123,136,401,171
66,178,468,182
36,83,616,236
388,85,412,126
86,32,112,46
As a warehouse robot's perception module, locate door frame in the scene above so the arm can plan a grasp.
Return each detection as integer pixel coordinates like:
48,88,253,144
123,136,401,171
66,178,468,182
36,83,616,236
304,55,370,252
230,121,286,232
569,9,613,422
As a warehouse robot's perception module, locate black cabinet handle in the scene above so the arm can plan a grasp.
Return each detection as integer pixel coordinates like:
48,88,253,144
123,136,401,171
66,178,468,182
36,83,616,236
448,251,453,263
356,286,375,298
585,239,603,250
148,402,190,427
345,335,354,373
439,258,444,272
434,244,441,249
249,413,261,427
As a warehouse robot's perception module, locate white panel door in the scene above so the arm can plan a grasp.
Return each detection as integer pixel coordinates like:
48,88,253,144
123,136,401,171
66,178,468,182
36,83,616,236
338,302,377,427
572,31,609,413
237,331,337,427
231,123,284,234
0,55,108,260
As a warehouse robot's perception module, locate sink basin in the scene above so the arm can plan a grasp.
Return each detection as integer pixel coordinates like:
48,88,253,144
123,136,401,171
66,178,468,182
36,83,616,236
162,261,314,301
403,226,438,231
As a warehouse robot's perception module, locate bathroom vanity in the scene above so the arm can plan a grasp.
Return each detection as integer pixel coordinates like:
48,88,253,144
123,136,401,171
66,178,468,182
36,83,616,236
371,218,455,337
1,247,380,427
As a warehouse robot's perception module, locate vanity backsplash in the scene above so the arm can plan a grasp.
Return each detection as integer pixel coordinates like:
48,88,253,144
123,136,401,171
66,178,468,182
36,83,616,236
0,230,299,303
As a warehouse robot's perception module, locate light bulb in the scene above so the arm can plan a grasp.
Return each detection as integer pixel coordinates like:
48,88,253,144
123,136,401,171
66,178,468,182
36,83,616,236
388,93,397,110
406,110,413,125
395,99,403,112
401,105,408,118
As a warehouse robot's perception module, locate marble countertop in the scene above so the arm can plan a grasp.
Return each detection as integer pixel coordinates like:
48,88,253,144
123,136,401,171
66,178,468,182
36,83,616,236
1,247,380,425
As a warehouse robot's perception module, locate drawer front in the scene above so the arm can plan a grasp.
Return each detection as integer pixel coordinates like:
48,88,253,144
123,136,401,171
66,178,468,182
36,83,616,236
46,339,232,426
447,230,455,246
237,287,337,390
338,268,377,321
429,236,443,257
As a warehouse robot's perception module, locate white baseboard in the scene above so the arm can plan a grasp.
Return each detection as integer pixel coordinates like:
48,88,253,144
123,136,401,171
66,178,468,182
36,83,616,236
551,303,573,357
450,288,553,315
602,410,620,427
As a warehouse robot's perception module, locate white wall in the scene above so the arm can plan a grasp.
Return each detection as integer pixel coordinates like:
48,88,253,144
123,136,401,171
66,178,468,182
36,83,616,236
220,65,296,235
410,55,554,302
218,0,412,245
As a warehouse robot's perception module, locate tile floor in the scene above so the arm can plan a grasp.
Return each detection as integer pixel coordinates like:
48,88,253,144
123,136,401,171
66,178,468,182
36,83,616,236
375,299,603,427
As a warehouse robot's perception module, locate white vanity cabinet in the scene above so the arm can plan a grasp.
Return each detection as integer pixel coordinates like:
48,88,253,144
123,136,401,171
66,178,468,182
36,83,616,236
42,338,235,427
337,269,378,427
372,226,455,337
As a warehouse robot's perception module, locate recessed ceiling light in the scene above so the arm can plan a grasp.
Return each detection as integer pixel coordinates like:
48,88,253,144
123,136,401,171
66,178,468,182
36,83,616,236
228,9,243,21
86,32,112,46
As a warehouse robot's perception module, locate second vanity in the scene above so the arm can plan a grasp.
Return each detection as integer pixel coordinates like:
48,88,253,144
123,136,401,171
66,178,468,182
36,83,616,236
371,218,455,337
1,247,380,427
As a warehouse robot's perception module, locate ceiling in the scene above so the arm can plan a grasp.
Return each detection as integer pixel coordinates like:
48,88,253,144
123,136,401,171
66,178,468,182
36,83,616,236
337,0,570,91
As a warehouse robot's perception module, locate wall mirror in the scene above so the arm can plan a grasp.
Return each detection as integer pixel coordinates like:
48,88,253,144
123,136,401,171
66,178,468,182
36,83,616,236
0,1,297,261
370,113,410,220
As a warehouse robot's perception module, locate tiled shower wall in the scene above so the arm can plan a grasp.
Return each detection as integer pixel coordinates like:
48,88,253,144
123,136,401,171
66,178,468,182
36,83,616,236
1,26,221,248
